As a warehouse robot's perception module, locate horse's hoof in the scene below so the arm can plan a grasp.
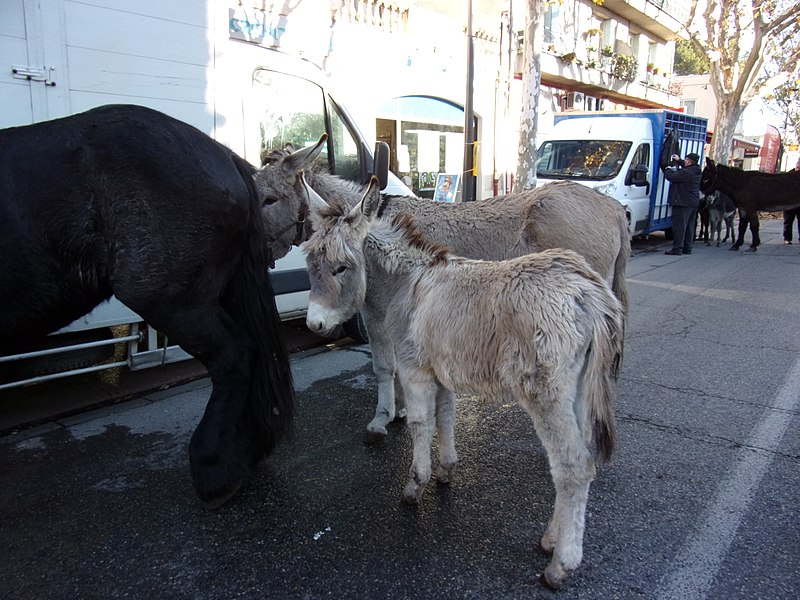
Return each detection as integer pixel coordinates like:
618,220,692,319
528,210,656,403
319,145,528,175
363,428,387,444
200,481,242,510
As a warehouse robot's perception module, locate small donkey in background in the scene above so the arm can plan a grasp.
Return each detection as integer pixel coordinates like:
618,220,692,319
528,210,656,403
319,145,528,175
706,190,736,247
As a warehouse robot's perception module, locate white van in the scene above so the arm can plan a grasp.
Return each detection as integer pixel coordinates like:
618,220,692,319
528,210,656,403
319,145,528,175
1,0,410,388
536,110,708,237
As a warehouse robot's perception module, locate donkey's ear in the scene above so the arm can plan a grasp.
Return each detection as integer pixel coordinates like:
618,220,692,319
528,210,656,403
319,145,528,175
359,176,382,221
300,171,329,215
283,134,328,174
705,157,715,168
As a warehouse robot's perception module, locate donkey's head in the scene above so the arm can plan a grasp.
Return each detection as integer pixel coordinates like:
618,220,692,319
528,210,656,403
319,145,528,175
700,157,718,195
253,134,327,262
301,176,382,336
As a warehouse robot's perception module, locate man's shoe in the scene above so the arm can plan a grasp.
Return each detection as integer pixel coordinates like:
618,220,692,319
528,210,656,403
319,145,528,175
683,249,692,255
785,240,793,245
664,250,682,255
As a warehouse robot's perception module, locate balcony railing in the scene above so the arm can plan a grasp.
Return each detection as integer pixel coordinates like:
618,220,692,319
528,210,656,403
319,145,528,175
645,0,689,24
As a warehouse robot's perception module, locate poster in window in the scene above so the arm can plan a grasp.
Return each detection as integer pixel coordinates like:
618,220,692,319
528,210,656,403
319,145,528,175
433,173,459,203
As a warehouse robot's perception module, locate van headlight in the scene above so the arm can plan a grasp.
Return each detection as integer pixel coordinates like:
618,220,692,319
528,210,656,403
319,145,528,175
594,182,617,196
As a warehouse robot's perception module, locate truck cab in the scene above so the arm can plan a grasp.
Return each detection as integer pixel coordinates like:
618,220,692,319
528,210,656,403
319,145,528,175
536,110,708,237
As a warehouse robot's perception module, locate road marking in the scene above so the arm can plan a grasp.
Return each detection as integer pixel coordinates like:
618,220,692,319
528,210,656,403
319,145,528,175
656,354,800,599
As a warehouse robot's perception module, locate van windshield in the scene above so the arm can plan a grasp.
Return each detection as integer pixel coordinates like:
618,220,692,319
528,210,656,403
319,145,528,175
536,140,632,180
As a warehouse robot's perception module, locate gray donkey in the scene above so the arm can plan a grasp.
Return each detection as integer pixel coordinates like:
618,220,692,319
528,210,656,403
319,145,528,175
264,138,630,441
302,177,623,589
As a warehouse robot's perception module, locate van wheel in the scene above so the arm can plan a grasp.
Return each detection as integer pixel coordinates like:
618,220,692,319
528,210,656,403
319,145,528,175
342,313,369,343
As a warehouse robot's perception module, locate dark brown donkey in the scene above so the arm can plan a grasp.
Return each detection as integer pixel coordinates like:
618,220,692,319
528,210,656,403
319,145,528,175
700,158,800,251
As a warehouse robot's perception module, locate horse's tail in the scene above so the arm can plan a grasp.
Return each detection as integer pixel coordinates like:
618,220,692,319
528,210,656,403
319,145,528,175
611,211,630,362
583,279,624,463
224,156,295,454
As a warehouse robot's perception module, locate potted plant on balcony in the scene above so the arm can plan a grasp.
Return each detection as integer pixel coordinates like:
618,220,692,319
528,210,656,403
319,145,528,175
559,52,577,64
600,45,614,69
612,54,638,82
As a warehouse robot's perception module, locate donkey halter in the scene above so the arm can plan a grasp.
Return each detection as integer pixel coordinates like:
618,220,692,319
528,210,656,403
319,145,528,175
265,201,309,269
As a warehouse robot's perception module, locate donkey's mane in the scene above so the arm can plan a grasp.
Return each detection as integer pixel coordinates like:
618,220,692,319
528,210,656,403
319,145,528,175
389,213,451,266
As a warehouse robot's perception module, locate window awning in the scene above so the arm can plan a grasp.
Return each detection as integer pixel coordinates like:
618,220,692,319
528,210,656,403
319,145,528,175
732,137,761,158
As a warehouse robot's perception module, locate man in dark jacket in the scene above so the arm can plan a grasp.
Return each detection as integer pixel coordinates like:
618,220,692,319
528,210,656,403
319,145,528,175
662,152,702,255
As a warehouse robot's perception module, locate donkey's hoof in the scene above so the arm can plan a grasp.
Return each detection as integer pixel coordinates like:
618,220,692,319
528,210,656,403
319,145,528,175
746,246,757,252
435,464,455,484
402,482,424,505
363,430,386,444
539,533,556,556
541,562,572,590
729,245,739,251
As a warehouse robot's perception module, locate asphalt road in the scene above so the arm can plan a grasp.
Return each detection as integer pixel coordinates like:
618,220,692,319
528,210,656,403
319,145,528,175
1,220,798,599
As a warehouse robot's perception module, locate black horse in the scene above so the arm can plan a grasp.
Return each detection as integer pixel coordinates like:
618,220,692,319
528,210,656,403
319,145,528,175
0,105,306,507
700,158,800,251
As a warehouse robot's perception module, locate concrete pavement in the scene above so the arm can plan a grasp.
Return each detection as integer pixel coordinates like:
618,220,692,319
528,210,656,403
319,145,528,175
1,218,798,599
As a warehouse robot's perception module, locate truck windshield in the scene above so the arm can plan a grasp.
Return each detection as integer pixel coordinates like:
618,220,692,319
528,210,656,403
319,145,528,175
536,140,632,180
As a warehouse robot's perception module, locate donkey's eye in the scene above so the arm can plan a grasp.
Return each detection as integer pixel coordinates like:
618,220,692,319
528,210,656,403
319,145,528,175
334,265,348,275
262,196,278,207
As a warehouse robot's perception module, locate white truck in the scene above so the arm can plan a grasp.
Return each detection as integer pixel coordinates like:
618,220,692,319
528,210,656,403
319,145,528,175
536,109,709,237
1,0,410,389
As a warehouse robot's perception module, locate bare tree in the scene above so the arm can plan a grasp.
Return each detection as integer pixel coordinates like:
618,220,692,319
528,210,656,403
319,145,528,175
515,1,546,190
684,0,800,163
515,0,606,189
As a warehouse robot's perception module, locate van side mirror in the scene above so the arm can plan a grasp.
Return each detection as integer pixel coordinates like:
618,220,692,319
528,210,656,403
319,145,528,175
626,164,650,194
373,141,390,190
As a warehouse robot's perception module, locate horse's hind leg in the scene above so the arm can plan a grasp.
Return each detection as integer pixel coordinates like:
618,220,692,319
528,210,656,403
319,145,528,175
137,302,261,507
519,380,595,589
434,387,458,483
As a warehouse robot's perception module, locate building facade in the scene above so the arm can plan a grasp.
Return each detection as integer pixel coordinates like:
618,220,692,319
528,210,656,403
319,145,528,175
229,1,689,199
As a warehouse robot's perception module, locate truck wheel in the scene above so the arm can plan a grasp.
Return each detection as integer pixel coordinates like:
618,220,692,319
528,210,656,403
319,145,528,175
342,313,369,343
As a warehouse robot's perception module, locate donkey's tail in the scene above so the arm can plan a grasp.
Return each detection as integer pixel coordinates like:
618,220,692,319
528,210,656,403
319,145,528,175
225,156,295,454
583,281,624,463
611,211,631,360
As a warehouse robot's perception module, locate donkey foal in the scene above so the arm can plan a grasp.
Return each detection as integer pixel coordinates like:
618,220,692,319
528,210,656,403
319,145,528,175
301,177,624,589
705,190,736,247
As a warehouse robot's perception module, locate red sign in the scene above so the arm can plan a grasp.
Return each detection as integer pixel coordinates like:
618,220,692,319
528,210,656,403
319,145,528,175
758,125,782,173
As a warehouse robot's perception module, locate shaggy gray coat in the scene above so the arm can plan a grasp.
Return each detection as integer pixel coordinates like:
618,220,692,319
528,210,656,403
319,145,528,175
301,178,624,589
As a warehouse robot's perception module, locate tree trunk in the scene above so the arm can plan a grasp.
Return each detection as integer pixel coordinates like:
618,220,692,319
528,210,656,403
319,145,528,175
711,93,746,165
515,1,545,190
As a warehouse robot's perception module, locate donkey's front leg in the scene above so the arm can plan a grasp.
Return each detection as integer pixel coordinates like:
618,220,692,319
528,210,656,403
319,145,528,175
397,362,438,504
364,315,400,442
